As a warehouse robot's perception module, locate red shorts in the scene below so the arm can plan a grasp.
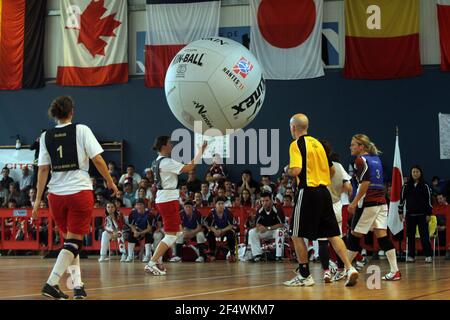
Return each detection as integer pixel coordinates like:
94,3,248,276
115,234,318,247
48,190,94,235
156,200,181,233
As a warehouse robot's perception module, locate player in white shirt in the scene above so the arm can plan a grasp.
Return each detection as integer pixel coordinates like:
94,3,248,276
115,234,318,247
32,96,118,300
144,136,207,276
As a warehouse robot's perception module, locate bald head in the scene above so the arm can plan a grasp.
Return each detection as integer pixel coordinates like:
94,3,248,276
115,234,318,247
290,114,309,136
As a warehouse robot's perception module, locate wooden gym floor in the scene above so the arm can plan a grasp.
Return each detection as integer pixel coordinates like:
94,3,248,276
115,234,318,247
0,256,449,300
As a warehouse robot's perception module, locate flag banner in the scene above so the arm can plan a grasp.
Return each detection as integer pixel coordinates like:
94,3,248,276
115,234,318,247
145,0,220,87
57,0,128,86
250,0,324,80
0,0,46,90
343,0,421,79
438,0,450,71
387,133,404,235
439,113,450,160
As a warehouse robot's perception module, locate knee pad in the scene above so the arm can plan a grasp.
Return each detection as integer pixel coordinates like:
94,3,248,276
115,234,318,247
161,234,178,247
377,236,394,252
347,233,362,252
63,239,82,258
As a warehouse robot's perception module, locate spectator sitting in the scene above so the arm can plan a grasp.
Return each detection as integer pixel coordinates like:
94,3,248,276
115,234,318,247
144,168,154,185
134,177,153,204
19,166,33,191
93,200,102,208
248,192,285,262
215,187,232,207
431,176,442,196
119,165,142,192
125,199,154,263
207,154,228,182
123,183,135,207
194,192,209,208
0,182,9,207
112,197,124,209
6,183,22,207
186,170,202,194
170,201,208,263
99,201,127,262
224,179,237,197
107,161,119,180
116,189,132,208
260,175,277,195
200,182,213,205
283,194,293,207
136,187,150,207
240,188,253,208
433,193,449,254
205,197,237,262
179,184,190,205
1,167,14,190
95,191,108,208
245,210,257,244
237,169,259,196
22,187,37,207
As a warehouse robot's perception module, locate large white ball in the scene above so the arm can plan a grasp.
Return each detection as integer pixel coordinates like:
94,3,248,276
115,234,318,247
165,37,266,136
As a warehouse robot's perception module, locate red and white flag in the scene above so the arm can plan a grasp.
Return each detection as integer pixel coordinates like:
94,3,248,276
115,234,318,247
250,0,324,80
438,0,450,71
387,130,404,235
57,0,128,86
145,0,220,88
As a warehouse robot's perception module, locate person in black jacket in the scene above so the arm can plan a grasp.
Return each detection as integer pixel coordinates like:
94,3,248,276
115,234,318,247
399,165,433,263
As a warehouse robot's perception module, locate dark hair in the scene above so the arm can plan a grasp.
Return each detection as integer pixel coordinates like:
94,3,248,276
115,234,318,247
127,164,135,169
242,169,252,176
48,96,74,120
135,198,146,205
112,197,124,207
260,191,272,199
184,200,194,206
261,175,270,180
215,196,227,203
320,140,332,156
408,165,425,186
284,195,292,201
432,176,440,182
8,199,17,204
152,136,170,152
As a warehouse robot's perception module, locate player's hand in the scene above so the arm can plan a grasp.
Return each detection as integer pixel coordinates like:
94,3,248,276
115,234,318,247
399,213,405,222
200,141,208,154
107,180,119,197
32,202,40,221
348,202,357,215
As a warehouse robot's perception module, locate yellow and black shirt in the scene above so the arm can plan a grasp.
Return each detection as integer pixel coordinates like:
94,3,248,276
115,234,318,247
289,135,332,189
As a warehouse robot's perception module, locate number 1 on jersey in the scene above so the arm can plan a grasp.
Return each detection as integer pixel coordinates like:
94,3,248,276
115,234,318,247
57,145,63,158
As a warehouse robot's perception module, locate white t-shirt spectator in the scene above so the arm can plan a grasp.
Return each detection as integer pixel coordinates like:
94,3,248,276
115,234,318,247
38,123,103,196
328,161,351,204
155,156,184,204
119,173,142,191
19,174,33,190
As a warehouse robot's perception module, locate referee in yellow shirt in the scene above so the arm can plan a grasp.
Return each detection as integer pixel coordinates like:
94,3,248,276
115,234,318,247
283,114,359,287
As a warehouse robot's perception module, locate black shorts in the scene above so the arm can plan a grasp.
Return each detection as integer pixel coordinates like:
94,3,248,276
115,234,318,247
290,186,340,240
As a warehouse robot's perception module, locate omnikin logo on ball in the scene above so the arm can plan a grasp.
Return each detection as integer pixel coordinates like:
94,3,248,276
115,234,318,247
233,56,253,78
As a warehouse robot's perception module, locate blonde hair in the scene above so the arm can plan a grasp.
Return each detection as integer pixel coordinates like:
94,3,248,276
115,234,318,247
352,134,382,155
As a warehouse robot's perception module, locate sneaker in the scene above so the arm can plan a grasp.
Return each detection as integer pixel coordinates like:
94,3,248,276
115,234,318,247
169,256,182,263
41,283,69,300
382,271,401,281
73,285,87,300
361,249,367,256
355,256,368,271
323,270,332,283
98,255,109,262
195,256,205,263
329,260,338,274
142,255,151,263
275,257,283,262
345,267,359,287
120,253,127,262
157,263,167,272
228,255,236,263
378,250,386,259
425,256,433,263
251,255,263,263
283,275,315,287
406,256,416,263
125,256,134,263
144,262,166,276
333,270,346,282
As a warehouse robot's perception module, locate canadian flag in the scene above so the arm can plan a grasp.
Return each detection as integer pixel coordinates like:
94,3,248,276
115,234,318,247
387,130,404,235
250,0,324,80
57,0,128,86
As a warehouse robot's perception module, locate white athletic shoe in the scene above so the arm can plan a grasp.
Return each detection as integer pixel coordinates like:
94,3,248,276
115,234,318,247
169,256,182,263
98,255,109,262
195,256,205,263
329,260,338,274
333,270,346,282
144,261,167,276
120,253,127,263
345,267,359,287
283,275,315,287
125,256,134,263
406,256,416,263
425,256,433,263
142,255,151,263
323,271,332,283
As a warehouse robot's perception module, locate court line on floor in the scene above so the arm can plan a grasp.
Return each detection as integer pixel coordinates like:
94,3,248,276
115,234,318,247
155,283,277,300
0,269,289,299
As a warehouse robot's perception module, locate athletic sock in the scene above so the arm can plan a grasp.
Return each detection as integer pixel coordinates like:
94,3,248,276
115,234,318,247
386,248,399,273
298,263,310,278
68,255,82,289
47,249,75,286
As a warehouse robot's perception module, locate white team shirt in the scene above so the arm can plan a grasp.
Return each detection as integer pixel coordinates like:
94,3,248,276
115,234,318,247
155,155,184,204
328,161,351,204
38,123,104,195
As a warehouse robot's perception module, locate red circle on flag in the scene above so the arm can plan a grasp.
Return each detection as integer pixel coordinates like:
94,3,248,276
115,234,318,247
257,0,317,49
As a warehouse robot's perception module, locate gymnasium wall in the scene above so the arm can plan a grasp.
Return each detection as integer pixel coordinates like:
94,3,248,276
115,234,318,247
1,68,449,182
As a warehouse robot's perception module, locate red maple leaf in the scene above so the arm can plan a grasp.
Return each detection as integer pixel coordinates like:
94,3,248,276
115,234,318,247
78,0,122,58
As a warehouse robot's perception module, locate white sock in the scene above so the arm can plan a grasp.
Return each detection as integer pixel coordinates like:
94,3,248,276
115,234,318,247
47,249,75,286
348,250,358,264
158,256,163,264
145,244,152,258
386,248,399,273
68,255,82,289
128,243,135,259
